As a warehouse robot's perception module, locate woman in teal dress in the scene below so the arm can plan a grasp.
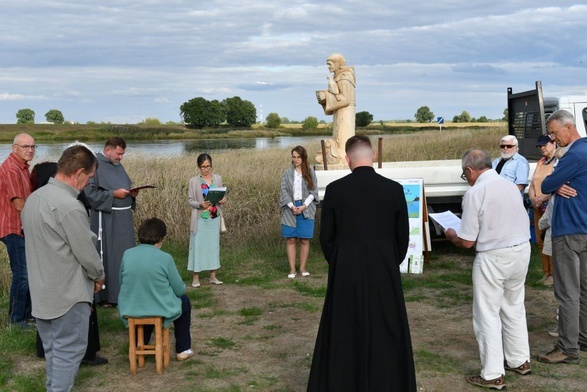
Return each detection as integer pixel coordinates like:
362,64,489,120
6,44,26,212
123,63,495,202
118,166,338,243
187,153,226,287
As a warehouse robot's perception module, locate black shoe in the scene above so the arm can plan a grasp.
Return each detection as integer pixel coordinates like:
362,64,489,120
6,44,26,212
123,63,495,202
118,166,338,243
81,355,108,366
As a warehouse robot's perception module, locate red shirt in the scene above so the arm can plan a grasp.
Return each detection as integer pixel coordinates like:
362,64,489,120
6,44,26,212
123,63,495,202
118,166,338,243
0,153,31,238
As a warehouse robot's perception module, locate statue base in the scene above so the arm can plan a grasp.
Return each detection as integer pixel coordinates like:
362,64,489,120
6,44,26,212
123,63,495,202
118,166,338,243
314,163,349,171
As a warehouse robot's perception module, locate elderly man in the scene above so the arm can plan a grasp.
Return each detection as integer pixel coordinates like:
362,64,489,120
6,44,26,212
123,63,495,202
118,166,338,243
538,109,587,364
308,135,416,391
446,149,531,390
22,145,105,392
491,135,530,193
0,133,35,328
84,136,138,307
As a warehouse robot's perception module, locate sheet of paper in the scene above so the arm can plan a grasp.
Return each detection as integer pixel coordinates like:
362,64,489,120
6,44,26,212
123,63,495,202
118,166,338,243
429,210,461,232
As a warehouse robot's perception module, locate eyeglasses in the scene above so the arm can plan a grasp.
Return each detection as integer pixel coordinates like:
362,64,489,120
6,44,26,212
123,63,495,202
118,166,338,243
499,144,515,149
461,169,467,181
199,165,211,169
14,144,37,150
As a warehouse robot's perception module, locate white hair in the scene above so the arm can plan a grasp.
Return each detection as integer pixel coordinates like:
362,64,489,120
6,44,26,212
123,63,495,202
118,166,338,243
66,141,96,156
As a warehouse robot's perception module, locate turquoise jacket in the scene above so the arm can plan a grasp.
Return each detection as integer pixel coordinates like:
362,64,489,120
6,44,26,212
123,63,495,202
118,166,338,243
118,244,186,328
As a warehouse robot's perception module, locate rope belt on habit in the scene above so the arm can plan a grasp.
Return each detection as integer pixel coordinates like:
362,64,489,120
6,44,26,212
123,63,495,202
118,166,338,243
98,206,132,264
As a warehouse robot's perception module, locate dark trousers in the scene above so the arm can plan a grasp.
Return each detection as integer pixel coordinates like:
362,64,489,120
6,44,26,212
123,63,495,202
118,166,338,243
1,234,32,323
37,300,101,360
142,295,192,353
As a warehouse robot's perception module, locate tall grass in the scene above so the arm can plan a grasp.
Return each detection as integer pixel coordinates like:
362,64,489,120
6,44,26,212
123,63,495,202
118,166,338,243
0,127,505,319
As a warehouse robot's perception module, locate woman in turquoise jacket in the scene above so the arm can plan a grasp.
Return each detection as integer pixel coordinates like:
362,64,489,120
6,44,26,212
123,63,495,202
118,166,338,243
118,218,193,361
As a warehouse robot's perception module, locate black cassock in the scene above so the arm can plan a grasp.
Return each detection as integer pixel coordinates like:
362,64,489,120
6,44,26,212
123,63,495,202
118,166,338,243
308,166,417,392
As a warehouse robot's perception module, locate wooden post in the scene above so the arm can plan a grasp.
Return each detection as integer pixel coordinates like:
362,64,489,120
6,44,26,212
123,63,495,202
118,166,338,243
320,140,328,170
377,137,383,168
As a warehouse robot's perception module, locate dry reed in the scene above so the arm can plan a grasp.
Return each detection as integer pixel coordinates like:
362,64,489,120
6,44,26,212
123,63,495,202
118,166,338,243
0,127,506,302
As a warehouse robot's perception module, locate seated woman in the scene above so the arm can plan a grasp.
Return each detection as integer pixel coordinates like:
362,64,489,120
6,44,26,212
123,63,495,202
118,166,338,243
118,218,193,361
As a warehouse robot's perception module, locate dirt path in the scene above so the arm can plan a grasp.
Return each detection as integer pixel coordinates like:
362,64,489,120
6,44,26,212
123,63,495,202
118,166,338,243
12,265,587,392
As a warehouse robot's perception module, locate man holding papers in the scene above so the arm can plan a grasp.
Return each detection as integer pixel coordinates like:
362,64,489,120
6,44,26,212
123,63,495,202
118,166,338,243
445,149,531,391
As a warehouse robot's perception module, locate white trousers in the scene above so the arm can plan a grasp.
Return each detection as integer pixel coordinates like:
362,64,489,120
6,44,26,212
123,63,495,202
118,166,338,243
473,242,531,380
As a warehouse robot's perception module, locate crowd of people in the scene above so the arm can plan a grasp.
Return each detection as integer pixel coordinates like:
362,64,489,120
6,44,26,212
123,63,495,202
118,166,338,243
1,109,587,390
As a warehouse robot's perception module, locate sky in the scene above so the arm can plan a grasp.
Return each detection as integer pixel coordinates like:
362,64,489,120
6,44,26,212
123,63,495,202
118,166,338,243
1,1,586,125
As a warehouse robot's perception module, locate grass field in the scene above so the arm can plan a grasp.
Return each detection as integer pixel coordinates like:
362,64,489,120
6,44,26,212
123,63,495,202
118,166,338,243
6,127,582,391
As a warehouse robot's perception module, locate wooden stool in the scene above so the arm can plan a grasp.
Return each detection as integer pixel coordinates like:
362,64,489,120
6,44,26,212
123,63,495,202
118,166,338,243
126,316,170,375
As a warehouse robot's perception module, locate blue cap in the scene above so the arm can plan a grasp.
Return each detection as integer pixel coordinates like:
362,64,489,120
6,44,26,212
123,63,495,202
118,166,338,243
536,134,552,147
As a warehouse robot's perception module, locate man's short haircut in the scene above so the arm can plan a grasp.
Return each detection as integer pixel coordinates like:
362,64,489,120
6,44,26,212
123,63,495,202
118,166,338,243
462,149,492,171
138,218,167,245
345,135,372,155
546,109,576,128
499,135,518,146
57,145,98,176
104,136,126,150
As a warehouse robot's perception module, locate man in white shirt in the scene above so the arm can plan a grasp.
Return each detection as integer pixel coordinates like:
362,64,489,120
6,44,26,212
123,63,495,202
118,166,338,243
446,149,531,390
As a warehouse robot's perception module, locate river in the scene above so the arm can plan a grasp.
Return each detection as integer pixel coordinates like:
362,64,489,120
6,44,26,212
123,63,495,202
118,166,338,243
0,136,327,163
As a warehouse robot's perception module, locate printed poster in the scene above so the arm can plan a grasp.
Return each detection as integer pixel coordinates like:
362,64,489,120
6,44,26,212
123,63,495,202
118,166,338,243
397,179,424,274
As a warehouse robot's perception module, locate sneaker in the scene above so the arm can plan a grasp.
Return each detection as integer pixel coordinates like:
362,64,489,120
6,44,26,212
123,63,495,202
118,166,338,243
537,346,580,364
287,273,296,279
209,278,223,285
504,360,531,375
301,271,310,277
536,274,549,284
176,349,194,361
543,275,554,286
81,355,109,366
548,326,559,337
466,375,506,390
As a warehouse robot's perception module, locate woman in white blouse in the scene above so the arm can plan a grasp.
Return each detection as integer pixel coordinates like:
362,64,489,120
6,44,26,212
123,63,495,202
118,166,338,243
279,146,319,279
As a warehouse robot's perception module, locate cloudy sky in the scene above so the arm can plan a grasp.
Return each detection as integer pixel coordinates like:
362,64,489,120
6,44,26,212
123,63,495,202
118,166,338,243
1,1,586,124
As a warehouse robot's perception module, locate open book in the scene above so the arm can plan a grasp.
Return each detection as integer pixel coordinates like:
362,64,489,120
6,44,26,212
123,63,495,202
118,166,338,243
204,187,227,204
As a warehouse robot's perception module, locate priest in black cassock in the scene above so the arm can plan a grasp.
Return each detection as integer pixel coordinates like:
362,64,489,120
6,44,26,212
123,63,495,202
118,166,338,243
307,135,417,392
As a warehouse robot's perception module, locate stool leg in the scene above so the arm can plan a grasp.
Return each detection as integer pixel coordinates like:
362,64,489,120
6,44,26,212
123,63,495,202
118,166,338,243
155,320,163,375
137,325,145,369
128,320,137,375
163,327,170,369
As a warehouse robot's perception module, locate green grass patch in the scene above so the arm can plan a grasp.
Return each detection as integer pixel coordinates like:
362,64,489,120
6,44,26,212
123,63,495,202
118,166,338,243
208,337,235,349
413,349,462,374
291,282,327,298
186,287,216,309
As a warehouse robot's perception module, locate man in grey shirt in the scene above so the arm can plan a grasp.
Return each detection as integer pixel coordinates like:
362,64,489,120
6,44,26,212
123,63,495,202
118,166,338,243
22,145,105,392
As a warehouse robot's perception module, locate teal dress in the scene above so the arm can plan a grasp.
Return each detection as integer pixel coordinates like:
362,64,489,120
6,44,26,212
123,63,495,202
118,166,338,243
187,177,221,272
118,244,186,328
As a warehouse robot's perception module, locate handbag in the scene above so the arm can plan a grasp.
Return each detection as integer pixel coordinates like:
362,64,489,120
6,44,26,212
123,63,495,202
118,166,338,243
220,214,227,234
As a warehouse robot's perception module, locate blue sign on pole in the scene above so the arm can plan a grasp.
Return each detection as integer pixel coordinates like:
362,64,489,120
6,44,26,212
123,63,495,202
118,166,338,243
437,117,444,125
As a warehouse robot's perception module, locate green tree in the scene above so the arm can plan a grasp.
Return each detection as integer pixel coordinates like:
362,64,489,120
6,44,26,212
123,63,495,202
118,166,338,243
355,111,374,127
180,97,225,128
222,96,256,127
302,116,319,129
477,116,489,123
139,117,161,125
414,106,434,123
455,110,471,123
280,117,290,124
45,109,64,124
265,112,281,128
16,108,35,124
503,108,508,121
